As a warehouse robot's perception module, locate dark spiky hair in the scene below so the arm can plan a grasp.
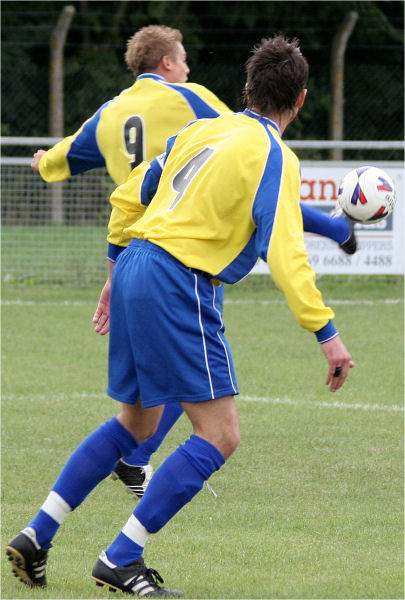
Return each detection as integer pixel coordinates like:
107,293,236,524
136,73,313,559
244,34,309,114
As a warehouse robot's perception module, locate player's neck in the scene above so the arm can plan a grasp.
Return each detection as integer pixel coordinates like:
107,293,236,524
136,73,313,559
249,105,292,134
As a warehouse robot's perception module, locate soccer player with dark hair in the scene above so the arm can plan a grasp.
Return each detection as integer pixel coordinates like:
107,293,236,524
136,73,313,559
30,23,356,507
8,34,354,596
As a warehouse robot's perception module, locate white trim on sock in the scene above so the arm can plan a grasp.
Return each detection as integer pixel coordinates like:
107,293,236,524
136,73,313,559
122,514,150,548
40,491,72,524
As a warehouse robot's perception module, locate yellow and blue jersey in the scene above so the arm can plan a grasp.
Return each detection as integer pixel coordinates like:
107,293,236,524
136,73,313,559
38,73,230,186
108,110,336,341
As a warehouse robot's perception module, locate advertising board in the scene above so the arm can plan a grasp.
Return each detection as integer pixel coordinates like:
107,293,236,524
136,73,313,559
252,161,404,275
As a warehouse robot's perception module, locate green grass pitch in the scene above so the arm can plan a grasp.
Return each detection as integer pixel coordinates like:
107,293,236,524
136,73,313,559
1,277,404,599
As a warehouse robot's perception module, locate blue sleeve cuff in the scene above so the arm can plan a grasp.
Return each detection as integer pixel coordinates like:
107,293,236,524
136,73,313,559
315,320,339,343
107,243,127,262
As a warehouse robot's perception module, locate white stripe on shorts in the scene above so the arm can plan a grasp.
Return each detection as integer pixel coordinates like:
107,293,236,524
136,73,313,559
212,287,238,394
193,274,215,399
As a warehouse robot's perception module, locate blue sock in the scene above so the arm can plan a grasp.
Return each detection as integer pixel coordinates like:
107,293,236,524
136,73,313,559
123,404,184,466
136,434,225,533
105,531,144,566
106,435,225,566
300,202,349,244
28,417,138,548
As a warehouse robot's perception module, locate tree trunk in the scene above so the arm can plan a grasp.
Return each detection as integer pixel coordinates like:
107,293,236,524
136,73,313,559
112,0,129,38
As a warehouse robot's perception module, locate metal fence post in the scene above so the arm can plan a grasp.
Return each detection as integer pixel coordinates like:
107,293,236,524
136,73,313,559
329,11,358,162
49,5,75,224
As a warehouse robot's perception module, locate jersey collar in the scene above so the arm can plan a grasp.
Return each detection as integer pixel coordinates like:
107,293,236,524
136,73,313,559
242,109,281,136
136,73,166,82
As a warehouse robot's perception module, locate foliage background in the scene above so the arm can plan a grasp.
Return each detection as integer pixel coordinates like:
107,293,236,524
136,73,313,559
1,0,404,158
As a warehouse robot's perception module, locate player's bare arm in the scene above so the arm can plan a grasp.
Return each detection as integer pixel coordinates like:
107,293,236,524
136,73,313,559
93,261,114,335
31,149,46,173
320,335,355,392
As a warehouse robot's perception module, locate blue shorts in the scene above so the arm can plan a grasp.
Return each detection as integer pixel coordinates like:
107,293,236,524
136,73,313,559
107,239,239,407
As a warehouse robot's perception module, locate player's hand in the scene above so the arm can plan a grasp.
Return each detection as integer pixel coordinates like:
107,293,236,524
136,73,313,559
93,278,111,335
320,335,355,392
31,149,46,173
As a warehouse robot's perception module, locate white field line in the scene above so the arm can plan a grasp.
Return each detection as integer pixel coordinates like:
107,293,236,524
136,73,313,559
2,391,403,413
1,298,403,306
239,395,404,413
224,298,403,306
1,300,95,306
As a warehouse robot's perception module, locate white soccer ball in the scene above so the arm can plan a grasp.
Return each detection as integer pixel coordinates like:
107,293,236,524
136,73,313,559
337,166,396,224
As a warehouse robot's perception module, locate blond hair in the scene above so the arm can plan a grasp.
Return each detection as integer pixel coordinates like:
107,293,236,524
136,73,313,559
125,25,183,76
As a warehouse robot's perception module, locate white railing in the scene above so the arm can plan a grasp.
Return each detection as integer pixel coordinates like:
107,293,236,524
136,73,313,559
2,136,404,150
1,138,403,284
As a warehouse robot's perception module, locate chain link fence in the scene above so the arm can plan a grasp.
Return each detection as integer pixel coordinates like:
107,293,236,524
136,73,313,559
1,162,113,285
2,8,403,286
1,61,404,154
2,146,403,285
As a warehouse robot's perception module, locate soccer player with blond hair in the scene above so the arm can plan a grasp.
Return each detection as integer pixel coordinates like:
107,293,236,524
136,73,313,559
30,24,231,501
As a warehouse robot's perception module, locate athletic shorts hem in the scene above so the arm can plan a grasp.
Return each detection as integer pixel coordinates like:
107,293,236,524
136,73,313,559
106,387,139,405
107,386,239,407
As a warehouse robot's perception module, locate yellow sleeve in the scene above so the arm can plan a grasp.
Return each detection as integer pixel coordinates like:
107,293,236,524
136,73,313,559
267,158,334,332
184,83,232,114
107,161,151,247
38,136,78,182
